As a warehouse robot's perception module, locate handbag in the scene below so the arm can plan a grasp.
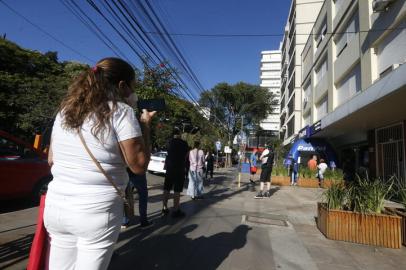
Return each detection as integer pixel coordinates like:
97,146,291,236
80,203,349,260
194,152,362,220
27,194,48,270
78,130,134,218
250,166,257,173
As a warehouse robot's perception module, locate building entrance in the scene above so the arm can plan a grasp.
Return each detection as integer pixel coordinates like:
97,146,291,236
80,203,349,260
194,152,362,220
376,123,405,181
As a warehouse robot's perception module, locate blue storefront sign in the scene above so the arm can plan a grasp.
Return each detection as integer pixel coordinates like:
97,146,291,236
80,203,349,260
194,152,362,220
287,138,338,167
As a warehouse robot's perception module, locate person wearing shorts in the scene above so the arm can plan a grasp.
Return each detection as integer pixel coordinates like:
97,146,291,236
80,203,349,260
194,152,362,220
162,129,189,218
255,146,274,199
249,149,258,183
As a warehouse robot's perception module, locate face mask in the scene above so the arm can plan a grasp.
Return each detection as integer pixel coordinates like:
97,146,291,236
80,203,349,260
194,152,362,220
126,92,138,108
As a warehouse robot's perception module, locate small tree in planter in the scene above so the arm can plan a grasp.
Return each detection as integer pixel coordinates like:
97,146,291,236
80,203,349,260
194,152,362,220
317,175,402,248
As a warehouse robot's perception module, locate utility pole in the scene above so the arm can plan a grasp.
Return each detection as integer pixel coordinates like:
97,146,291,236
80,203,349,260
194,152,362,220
238,115,244,188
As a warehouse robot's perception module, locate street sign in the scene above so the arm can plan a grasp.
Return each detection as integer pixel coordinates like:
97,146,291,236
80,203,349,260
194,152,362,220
224,146,232,154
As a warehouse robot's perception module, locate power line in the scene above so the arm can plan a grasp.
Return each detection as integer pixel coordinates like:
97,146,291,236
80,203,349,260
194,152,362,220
0,0,96,63
143,26,406,38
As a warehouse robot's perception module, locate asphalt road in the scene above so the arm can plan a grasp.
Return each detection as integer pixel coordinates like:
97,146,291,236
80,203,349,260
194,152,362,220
0,172,165,270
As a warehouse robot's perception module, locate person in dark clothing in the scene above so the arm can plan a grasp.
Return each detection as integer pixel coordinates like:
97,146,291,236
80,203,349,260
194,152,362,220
255,145,275,198
162,129,190,218
122,172,152,228
205,150,214,179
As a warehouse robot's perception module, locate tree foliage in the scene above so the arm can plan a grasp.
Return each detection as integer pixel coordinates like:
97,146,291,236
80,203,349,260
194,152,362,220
0,39,220,150
199,82,277,136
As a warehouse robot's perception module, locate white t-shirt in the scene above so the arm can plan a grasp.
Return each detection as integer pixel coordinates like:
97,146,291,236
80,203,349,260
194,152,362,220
47,102,142,204
318,162,328,175
260,149,269,164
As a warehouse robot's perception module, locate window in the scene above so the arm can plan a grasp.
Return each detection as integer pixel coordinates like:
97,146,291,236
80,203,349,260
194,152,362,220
0,137,37,160
335,13,359,57
376,20,406,76
316,95,328,121
315,17,327,48
315,58,328,84
336,64,361,106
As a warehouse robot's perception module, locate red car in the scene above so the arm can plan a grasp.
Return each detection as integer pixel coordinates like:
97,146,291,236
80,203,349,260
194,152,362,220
0,130,52,202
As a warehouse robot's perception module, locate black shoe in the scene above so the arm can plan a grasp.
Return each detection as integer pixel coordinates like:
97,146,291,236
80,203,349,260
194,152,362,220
264,191,271,198
140,220,153,228
161,208,170,215
249,179,255,184
254,192,263,199
171,209,186,218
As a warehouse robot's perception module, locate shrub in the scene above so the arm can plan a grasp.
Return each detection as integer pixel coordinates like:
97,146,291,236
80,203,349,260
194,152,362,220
348,175,394,214
322,181,347,210
394,177,406,209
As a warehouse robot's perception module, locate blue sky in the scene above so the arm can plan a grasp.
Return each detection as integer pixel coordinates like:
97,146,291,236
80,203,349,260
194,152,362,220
0,0,290,94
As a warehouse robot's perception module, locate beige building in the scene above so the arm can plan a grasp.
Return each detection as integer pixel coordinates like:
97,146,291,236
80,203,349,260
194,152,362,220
260,50,281,133
280,0,324,145
300,0,406,180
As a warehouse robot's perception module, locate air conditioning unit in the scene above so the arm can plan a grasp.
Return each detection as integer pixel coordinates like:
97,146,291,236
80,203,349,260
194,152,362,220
372,0,395,12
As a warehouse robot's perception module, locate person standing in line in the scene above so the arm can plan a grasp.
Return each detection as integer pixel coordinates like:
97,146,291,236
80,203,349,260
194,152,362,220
307,155,318,171
255,145,275,199
121,172,152,229
290,158,299,186
317,159,328,186
45,57,155,270
249,149,258,184
162,129,189,218
187,141,205,200
205,150,214,180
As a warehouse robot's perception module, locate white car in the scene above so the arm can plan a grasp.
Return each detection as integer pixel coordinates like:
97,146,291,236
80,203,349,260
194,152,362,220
147,151,167,174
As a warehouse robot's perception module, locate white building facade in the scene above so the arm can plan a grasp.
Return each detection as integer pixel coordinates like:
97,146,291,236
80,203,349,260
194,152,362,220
260,50,281,134
279,0,324,145
300,0,406,181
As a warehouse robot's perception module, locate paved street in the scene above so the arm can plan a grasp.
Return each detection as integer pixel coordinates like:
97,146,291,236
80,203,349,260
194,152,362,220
1,169,406,270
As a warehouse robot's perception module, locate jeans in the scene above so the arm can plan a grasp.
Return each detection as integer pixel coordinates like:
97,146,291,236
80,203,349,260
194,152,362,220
187,170,204,198
291,171,298,184
44,194,122,270
122,173,148,224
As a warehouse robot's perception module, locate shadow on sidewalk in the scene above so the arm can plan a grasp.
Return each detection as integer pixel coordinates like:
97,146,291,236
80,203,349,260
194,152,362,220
109,168,253,269
110,224,251,270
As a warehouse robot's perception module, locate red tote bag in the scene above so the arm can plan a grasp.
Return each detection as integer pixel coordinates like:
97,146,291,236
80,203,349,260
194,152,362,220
27,194,49,270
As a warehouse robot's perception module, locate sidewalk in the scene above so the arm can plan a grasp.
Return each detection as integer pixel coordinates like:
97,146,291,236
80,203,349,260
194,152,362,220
109,168,406,270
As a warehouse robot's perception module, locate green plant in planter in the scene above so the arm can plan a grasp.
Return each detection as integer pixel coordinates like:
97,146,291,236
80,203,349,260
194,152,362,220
300,167,314,179
323,169,344,182
348,175,394,214
322,181,347,210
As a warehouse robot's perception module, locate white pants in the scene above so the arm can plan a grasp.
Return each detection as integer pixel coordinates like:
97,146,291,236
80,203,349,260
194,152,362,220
44,194,122,270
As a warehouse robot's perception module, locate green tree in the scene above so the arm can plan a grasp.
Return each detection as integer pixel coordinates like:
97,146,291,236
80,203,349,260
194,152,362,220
199,82,277,137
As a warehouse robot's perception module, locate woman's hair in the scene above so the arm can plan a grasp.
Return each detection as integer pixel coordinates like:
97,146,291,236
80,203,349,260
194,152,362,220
59,57,135,138
193,141,200,148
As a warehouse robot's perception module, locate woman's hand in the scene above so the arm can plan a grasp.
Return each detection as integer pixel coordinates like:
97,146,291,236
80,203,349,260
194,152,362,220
139,109,156,125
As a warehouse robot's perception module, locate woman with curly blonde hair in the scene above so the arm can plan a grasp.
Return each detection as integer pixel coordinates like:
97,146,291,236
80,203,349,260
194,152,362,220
45,57,155,269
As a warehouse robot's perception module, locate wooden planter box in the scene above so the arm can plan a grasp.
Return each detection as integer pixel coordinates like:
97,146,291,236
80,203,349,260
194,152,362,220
317,203,402,249
321,179,333,188
298,178,320,188
271,176,291,186
386,208,406,247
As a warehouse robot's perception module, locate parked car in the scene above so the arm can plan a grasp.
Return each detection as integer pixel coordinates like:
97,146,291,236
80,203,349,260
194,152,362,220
0,130,52,203
147,151,167,174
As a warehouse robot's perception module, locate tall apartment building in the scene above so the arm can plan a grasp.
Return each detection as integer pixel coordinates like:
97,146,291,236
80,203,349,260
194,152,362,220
279,0,324,146
260,49,281,134
300,0,406,180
